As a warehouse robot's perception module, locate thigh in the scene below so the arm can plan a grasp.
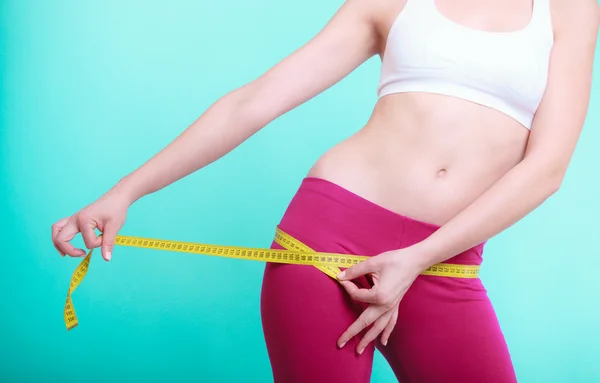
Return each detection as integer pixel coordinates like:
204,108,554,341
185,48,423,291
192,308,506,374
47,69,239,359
378,276,517,383
260,241,375,383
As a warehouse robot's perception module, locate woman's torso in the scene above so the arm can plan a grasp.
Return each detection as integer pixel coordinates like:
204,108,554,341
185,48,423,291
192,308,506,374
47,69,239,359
307,0,555,226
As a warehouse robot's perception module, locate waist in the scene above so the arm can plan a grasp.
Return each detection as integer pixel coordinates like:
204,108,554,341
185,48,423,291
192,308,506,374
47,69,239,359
308,93,529,225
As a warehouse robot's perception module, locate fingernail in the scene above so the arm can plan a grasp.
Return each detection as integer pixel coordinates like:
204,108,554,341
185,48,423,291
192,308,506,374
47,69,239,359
338,342,346,349
337,271,346,279
358,347,364,355
382,339,388,346
106,251,112,261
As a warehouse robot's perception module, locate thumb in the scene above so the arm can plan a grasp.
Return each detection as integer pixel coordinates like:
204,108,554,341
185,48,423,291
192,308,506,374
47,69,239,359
337,257,378,281
80,219,102,250
101,222,119,262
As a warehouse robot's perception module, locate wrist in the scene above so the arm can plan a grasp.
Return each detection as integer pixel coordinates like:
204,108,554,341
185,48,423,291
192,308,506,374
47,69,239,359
404,239,446,271
109,175,142,206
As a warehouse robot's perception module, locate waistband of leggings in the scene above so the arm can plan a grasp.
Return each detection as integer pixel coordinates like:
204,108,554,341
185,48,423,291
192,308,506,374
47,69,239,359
299,176,485,261
301,176,440,229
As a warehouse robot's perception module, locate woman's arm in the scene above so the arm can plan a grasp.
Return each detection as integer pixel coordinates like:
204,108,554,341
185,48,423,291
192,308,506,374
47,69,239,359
411,0,600,268
114,0,380,204
53,0,384,259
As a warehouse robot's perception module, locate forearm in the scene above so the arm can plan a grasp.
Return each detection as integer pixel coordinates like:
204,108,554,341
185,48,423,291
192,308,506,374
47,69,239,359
413,158,562,268
111,87,266,203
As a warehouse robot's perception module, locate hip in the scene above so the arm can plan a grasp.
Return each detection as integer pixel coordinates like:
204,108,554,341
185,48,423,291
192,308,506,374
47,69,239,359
277,176,484,268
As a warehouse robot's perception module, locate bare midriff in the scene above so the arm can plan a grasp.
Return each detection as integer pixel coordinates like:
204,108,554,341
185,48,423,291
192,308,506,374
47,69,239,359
307,92,530,226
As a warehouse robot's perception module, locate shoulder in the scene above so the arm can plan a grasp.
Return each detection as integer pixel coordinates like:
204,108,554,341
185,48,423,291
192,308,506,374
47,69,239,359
350,0,410,47
339,0,408,21
550,0,599,39
335,0,409,46
327,0,409,43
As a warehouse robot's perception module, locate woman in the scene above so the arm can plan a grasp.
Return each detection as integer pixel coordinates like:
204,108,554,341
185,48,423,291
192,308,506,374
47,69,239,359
52,0,599,382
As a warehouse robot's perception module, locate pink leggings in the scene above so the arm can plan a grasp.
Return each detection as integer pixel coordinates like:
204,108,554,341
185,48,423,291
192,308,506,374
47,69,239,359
260,177,517,383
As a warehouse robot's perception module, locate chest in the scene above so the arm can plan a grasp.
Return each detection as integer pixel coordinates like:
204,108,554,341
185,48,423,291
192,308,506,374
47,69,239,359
382,4,553,103
432,0,535,33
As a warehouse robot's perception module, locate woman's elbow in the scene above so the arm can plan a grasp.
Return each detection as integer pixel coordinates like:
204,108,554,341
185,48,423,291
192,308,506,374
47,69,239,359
525,157,567,196
548,174,564,195
543,164,567,195
222,83,284,130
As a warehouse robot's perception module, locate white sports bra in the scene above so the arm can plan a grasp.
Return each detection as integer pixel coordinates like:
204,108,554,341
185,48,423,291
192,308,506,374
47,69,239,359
377,0,554,129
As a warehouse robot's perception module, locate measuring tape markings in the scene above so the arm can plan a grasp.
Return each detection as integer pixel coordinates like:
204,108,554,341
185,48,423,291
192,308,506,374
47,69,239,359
273,228,343,279
113,234,369,267
274,228,480,279
64,252,91,330
63,226,480,330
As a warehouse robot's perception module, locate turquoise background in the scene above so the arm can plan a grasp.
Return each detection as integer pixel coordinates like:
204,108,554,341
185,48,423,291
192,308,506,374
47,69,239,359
1,1,599,382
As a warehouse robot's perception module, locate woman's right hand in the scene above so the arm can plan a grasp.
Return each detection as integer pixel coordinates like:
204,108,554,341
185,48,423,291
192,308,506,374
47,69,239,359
51,188,131,261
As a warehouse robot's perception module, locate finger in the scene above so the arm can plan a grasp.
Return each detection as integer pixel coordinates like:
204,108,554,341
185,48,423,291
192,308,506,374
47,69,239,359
337,305,383,349
51,218,70,257
78,215,102,249
52,242,66,257
380,306,399,347
356,310,394,354
337,257,380,281
100,221,119,262
56,220,87,257
339,280,379,304
52,217,70,232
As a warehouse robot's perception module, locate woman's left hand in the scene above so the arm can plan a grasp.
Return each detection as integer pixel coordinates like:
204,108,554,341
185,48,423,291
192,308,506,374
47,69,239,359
336,247,423,354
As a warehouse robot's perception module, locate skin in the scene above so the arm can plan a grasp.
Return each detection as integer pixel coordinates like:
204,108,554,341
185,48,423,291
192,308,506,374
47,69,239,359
52,0,599,356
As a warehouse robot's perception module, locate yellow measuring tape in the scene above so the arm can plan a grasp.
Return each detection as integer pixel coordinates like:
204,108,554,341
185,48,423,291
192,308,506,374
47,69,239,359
64,227,480,330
